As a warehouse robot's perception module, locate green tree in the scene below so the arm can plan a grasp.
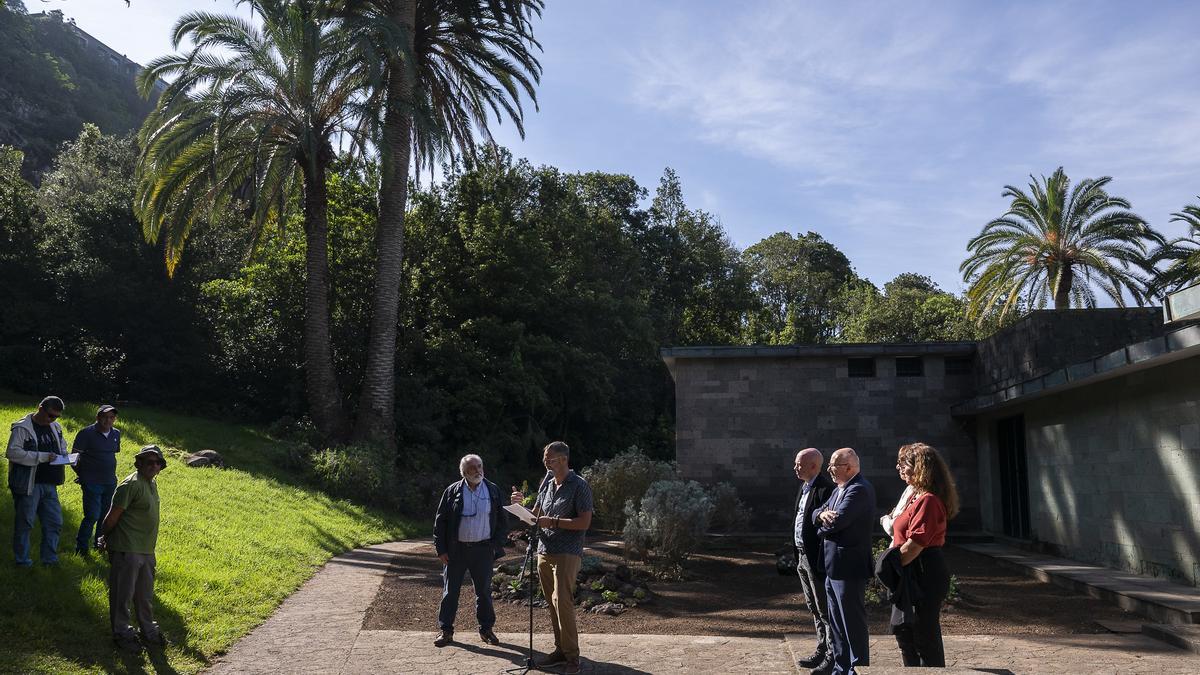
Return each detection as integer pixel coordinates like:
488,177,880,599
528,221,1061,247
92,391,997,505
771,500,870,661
1147,199,1200,297
340,0,544,449
641,168,754,346
837,273,980,342
135,0,368,440
961,167,1164,320
742,231,854,344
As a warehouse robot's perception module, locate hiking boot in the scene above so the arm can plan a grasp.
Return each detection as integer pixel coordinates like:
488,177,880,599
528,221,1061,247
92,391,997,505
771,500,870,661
142,632,170,648
563,658,581,674
535,650,566,667
113,635,142,653
798,649,826,668
433,629,454,647
479,628,500,645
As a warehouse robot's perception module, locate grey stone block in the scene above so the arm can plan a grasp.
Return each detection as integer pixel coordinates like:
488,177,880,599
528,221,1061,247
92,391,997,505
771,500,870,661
1128,337,1167,362
1021,378,1044,395
1167,325,1200,351
1042,368,1068,388
1096,348,1129,373
1067,361,1095,381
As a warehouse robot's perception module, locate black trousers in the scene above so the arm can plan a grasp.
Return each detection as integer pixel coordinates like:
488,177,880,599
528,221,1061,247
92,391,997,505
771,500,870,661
893,547,949,667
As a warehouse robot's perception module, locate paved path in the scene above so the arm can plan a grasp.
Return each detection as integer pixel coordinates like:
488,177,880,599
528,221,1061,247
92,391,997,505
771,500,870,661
206,540,1200,674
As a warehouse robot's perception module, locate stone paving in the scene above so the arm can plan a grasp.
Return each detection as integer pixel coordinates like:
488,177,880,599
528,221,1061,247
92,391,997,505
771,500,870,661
205,540,1200,674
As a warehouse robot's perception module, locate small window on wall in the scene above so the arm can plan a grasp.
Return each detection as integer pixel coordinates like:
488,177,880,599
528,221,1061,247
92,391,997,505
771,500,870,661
945,356,973,375
895,356,924,377
847,357,875,377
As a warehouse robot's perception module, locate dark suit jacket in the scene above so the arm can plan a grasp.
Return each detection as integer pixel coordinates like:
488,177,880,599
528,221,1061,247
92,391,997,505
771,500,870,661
812,473,876,580
793,471,835,575
433,478,509,560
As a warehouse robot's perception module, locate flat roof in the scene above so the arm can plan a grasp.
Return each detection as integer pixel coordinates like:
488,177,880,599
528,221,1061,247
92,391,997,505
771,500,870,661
660,342,976,368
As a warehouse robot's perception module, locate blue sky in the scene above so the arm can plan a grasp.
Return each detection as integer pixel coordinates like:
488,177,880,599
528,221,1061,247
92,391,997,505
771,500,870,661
51,0,1200,294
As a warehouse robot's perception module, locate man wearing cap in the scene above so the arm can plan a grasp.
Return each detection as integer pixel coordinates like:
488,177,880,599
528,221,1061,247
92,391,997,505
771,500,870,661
99,445,168,651
5,395,70,566
73,404,121,555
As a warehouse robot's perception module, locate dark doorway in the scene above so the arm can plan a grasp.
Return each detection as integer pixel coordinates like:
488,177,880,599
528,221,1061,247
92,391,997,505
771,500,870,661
996,415,1031,539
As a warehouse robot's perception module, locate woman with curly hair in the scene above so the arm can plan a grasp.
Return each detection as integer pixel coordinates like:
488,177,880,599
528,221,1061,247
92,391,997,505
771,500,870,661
889,442,959,667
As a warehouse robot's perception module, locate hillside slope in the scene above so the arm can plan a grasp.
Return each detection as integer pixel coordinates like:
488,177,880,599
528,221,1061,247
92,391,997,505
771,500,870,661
0,4,158,178
0,392,416,674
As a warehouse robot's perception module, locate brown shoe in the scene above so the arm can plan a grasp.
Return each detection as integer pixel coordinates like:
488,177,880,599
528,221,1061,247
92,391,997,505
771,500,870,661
433,629,453,647
564,658,581,674
535,650,566,667
479,628,500,645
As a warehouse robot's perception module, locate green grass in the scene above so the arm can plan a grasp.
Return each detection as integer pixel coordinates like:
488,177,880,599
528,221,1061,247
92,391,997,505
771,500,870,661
0,391,417,674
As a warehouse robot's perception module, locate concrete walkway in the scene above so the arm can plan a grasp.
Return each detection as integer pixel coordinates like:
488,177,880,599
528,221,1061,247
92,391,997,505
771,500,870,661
206,540,1200,674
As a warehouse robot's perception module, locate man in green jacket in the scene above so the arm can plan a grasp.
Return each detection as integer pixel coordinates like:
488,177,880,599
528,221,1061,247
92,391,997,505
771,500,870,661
98,445,168,652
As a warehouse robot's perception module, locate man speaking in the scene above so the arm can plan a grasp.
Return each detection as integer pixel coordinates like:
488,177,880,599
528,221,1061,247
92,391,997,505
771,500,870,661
511,441,592,675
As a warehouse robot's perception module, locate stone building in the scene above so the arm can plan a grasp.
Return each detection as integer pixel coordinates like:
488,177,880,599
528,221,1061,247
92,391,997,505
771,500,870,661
663,306,1200,586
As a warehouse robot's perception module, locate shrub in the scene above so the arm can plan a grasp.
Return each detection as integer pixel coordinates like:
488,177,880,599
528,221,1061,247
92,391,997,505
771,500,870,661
623,479,714,575
308,443,398,508
865,537,892,606
582,446,677,530
706,482,752,532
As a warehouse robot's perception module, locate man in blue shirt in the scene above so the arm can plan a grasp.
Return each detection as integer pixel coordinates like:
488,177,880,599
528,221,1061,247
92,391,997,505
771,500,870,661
510,441,593,675
73,404,121,555
432,454,508,648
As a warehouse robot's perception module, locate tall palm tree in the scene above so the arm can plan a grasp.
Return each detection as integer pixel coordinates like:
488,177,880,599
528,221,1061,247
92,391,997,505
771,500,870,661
339,0,542,448
135,0,368,441
961,167,1164,321
1147,200,1200,297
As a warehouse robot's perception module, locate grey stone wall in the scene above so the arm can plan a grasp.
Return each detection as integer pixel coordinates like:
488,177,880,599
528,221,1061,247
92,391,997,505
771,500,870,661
975,309,1165,393
976,354,1200,586
671,351,979,530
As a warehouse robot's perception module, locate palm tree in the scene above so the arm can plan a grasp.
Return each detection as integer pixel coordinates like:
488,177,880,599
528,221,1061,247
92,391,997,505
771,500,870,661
1147,200,1200,296
135,0,368,441
961,167,1164,321
338,0,543,448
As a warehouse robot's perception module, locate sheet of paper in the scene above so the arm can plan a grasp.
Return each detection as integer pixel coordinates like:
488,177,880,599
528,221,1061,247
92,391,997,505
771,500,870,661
503,503,537,526
51,453,78,466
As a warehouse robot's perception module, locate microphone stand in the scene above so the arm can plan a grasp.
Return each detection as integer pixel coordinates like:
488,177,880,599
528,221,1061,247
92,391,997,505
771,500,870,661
505,518,541,674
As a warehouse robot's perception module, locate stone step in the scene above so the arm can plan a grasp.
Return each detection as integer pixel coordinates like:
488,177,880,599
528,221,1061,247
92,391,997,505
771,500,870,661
960,542,1200,624
1142,624,1200,654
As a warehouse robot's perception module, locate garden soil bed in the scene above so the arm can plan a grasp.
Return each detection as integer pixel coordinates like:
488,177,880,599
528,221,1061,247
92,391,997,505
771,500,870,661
363,537,1142,637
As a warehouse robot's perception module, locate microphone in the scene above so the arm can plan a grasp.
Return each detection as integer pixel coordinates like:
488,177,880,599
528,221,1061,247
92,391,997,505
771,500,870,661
538,470,553,491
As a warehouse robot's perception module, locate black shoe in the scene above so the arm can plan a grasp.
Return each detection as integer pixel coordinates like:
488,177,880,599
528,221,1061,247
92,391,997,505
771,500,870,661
535,650,566,667
113,636,142,653
141,632,170,648
433,629,454,647
479,628,500,645
809,656,834,675
798,650,826,669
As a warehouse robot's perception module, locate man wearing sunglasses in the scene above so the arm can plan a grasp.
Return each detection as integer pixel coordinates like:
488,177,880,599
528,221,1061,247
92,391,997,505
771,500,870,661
5,395,70,566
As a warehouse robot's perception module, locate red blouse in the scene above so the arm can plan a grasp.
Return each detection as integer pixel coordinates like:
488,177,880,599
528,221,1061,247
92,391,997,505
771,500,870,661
891,491,947,549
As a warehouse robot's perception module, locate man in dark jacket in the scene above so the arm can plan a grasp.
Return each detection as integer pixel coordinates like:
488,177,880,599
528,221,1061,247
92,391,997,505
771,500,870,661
793,448,836,674
73,404,121,555
432,454,508,648
813,447,876,675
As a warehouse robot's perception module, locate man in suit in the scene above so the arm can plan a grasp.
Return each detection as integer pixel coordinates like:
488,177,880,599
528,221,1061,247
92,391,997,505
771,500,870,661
793,448,836,674
813,447,876,675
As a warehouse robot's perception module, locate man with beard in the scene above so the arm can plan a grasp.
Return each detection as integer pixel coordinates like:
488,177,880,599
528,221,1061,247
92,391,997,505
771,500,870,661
433,454,509,648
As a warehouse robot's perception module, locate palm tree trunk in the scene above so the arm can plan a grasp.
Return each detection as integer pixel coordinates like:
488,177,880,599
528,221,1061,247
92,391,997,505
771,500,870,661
354,0,417,450
302,158,352,442
1054,265,1073,309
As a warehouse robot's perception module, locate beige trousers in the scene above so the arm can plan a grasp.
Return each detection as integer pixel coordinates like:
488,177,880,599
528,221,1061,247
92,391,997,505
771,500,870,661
537,553,582,659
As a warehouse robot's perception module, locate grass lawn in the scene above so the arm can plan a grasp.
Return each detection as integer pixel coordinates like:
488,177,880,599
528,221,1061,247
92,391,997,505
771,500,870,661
0,391,418,674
